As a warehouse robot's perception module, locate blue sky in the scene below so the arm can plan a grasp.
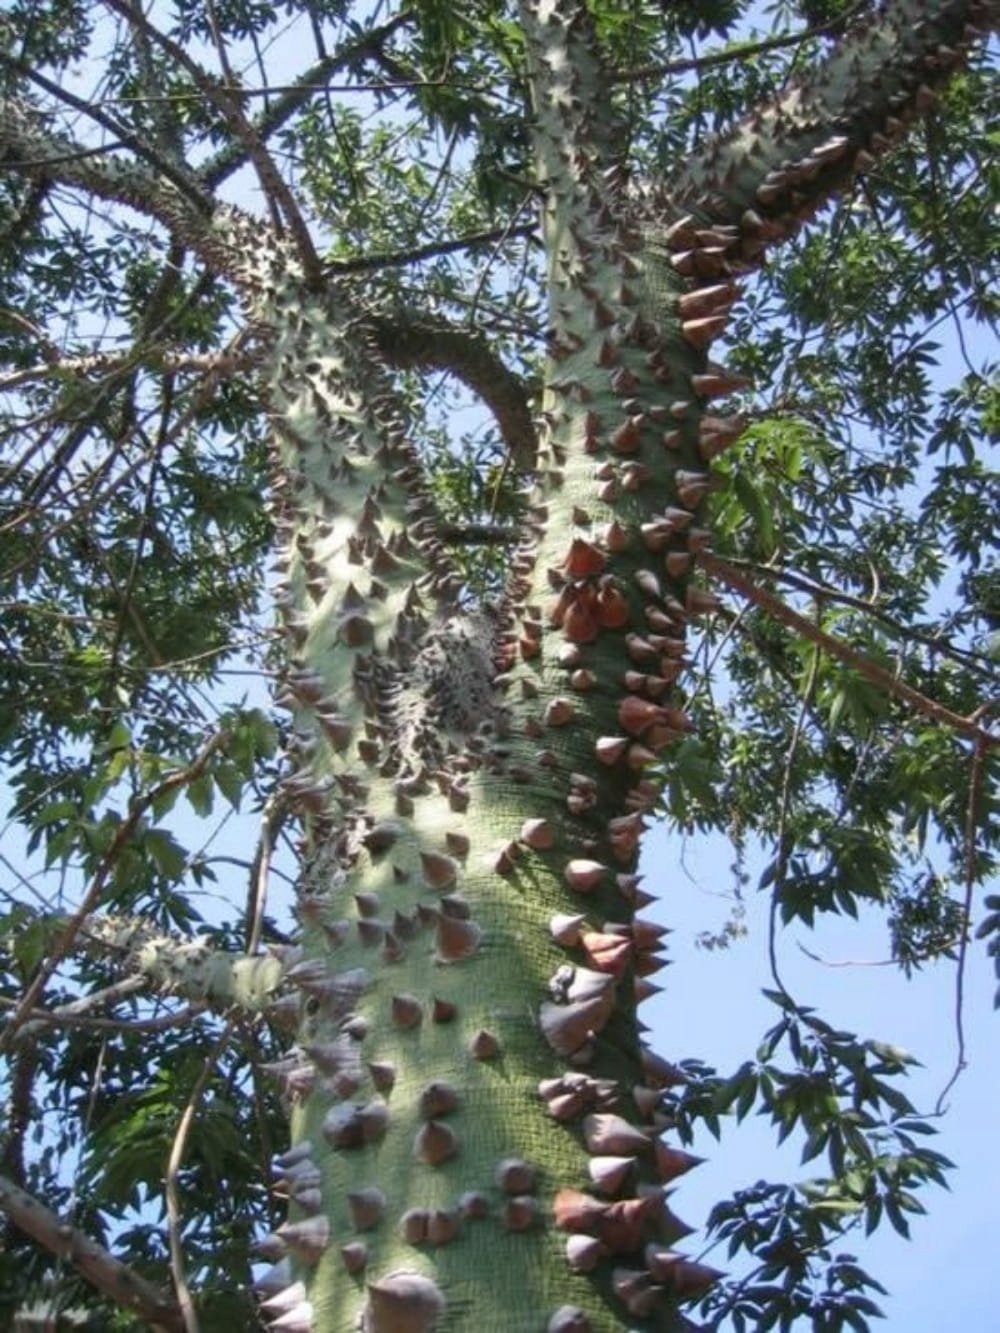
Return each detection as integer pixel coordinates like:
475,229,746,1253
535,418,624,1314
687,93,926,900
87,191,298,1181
641,813,1000,1328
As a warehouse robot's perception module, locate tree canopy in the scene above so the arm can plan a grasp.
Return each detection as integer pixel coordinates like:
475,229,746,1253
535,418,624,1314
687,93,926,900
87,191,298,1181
0,1,997,1330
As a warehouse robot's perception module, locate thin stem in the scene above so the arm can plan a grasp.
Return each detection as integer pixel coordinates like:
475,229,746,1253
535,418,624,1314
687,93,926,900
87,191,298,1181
611,3,866,85
700,553,999,747
768,608,822,997
935,704,997,1112
165,1020,236,1333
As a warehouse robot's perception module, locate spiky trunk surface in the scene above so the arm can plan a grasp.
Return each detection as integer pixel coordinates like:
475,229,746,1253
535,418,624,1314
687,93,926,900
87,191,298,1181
252,224,706,1333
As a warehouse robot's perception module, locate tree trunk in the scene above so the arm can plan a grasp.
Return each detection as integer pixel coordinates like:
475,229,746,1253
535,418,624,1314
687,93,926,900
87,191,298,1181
0,1,993,1329
244,5,994,1328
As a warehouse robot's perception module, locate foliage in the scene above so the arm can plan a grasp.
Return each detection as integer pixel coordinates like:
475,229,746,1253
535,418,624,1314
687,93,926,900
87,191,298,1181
0,1,996,1330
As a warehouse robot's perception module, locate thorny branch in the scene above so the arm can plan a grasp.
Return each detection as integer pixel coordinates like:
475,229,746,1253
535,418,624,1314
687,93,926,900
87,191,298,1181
371,312,538,472
102,0,323,283
1,61,210,212
0,345,256,393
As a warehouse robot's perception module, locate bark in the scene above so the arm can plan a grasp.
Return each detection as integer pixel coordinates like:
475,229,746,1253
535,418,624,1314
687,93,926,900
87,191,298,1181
0,1,995,1330
0,1174,184,1331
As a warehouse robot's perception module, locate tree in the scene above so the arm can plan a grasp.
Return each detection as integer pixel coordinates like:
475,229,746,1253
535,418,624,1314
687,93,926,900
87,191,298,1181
0,0,997,1330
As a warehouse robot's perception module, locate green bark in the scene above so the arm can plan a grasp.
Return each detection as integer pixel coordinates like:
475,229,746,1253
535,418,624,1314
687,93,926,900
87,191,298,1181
1,1,993,1329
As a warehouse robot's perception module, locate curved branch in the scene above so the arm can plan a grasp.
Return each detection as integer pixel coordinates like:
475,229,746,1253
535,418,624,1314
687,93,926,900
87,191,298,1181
370,312,538,472
0,1174,184,1332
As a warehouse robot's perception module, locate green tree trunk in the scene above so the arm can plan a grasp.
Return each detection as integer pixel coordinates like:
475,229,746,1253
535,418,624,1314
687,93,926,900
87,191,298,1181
0,1,993,1330
242,6,991,1329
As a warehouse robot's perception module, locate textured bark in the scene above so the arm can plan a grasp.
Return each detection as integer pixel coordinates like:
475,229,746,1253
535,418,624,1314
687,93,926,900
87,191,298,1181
0,1,994,1330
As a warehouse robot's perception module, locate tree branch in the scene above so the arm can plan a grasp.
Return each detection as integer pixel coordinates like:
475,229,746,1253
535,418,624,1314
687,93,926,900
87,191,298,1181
0,1174,184,1332
326,221,538,274
165,1019,235,1333
0,731,230,1055
653,0,999,264
0,98,238,273
101,0,323,284
0,63,210,213
611,3,867,84
0,345,256,393
15,974,146,1040
519,0,619,203
370,312,538,472
201,11,413,187
76,914,285,1013
721,554,996,681
0,993,205,1034
700,552,999,747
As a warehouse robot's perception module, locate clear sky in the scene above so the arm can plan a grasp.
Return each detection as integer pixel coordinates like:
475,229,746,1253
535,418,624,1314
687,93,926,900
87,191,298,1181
641,814,1000,1329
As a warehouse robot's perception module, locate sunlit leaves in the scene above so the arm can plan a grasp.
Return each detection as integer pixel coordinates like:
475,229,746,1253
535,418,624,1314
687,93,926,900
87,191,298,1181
699,997,949,1331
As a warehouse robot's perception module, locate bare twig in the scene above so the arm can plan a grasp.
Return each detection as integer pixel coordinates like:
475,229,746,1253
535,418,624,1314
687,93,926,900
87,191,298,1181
612,3,866,84
797,938,961,968
936,703,998,1113
327,221,538,274
768,607,822,996
165,1019,236,1333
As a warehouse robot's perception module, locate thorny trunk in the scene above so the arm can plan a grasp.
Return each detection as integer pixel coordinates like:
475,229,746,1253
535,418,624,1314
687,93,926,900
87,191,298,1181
249,6,994,1330
0,1,992,1330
